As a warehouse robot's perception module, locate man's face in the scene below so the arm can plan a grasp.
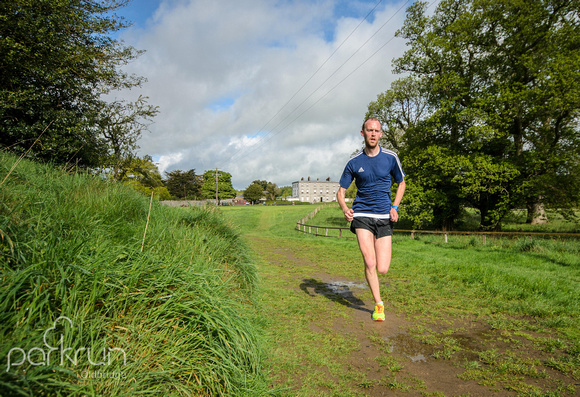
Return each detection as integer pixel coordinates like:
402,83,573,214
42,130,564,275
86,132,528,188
361,119,382,148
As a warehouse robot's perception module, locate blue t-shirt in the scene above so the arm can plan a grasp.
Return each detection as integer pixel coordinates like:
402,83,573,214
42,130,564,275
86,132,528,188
339,147,405,218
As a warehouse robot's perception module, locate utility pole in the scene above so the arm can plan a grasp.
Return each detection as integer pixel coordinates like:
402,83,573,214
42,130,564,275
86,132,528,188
214,168,221,205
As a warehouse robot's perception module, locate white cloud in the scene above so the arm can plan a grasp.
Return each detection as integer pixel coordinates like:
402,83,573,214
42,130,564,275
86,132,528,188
117,0,409,189
228,135,262,151
156,152,184,175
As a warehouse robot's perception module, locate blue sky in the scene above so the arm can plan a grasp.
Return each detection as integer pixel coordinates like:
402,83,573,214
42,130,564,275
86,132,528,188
120,0,389,41
119,0,162,28
112,0,416,189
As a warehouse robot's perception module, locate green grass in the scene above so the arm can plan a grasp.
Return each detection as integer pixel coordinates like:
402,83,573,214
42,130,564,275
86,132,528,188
222,204,580,396
303,206,349,229
0,152,270,396
4,150,577,396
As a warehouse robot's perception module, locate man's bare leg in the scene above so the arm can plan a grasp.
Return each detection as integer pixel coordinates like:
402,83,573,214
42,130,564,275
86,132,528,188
356,229,380,303
375,235,392,275
356,229,393,304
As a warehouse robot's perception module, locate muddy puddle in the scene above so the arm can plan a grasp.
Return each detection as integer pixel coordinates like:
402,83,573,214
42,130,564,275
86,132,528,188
300,278,369,311
386,333,434,362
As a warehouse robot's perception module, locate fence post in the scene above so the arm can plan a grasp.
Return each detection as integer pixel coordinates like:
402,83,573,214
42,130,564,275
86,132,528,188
445,233,448,243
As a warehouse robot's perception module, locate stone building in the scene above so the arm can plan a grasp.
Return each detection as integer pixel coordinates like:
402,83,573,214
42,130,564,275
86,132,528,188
292,176,340,203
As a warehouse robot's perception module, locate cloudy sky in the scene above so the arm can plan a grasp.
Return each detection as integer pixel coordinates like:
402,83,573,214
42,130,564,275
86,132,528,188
113,0,421,190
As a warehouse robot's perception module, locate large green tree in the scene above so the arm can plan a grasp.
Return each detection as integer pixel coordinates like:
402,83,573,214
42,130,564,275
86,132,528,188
164,169,203,200
245,180,280,201
243,182,264,204
201,170,236,203
0,0,152,167
368,0,580,230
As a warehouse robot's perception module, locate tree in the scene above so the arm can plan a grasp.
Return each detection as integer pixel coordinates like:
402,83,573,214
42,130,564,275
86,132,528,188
122,156,171,200
0,0,154,167
367,76,434,152
369,0,580,230
201,170,236,203
164,169,203,200
251,180,269,191
245,180,279,201
279,186,293,199
366,76,444,229
98,96,159,180
243,183,264,204
265,182,281,201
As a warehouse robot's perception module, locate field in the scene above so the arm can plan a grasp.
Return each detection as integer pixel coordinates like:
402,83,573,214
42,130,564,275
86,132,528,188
222,205,580,396
1,150,578,396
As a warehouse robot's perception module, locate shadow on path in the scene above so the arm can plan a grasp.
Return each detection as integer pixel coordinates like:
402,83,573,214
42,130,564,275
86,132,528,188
299,278,372,314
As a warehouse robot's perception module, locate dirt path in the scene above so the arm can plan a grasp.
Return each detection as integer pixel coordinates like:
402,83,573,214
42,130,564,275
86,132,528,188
246,235,520,397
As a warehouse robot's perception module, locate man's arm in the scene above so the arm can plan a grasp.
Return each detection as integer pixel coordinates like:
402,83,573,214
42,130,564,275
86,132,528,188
337,187,354,222
390,179,406,222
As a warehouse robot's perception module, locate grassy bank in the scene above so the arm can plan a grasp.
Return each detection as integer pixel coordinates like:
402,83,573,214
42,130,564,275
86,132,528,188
0,152,269,396
223,205,580,396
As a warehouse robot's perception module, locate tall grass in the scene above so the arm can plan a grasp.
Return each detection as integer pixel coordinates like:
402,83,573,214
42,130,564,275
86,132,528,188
0,152,269,396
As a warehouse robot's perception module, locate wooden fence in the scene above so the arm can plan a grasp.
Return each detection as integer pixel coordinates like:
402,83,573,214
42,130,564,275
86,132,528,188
296,205,580,242
296,203,340,224
296,222,580,242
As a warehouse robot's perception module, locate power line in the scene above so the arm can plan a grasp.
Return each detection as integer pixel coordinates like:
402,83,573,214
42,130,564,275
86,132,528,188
233,34,401,162
223,0,387,165
224,0,412,165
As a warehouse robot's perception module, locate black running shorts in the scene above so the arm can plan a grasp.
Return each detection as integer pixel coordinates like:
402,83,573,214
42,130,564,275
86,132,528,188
350,217,393,238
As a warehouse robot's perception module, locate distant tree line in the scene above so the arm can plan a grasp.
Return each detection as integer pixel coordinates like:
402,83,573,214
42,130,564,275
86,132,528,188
243,180,280,204
162,173,289,203
367,0,580,231
160,169,236,202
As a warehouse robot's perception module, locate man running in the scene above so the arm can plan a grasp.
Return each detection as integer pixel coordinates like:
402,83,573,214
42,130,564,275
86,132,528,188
336,118,406,321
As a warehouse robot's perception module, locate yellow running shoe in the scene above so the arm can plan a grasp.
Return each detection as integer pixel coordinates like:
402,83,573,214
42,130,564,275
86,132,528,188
372,303,385,321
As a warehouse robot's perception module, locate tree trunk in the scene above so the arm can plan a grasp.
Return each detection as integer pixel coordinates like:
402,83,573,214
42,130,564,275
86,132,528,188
478,196,502,231
527,199,548,225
